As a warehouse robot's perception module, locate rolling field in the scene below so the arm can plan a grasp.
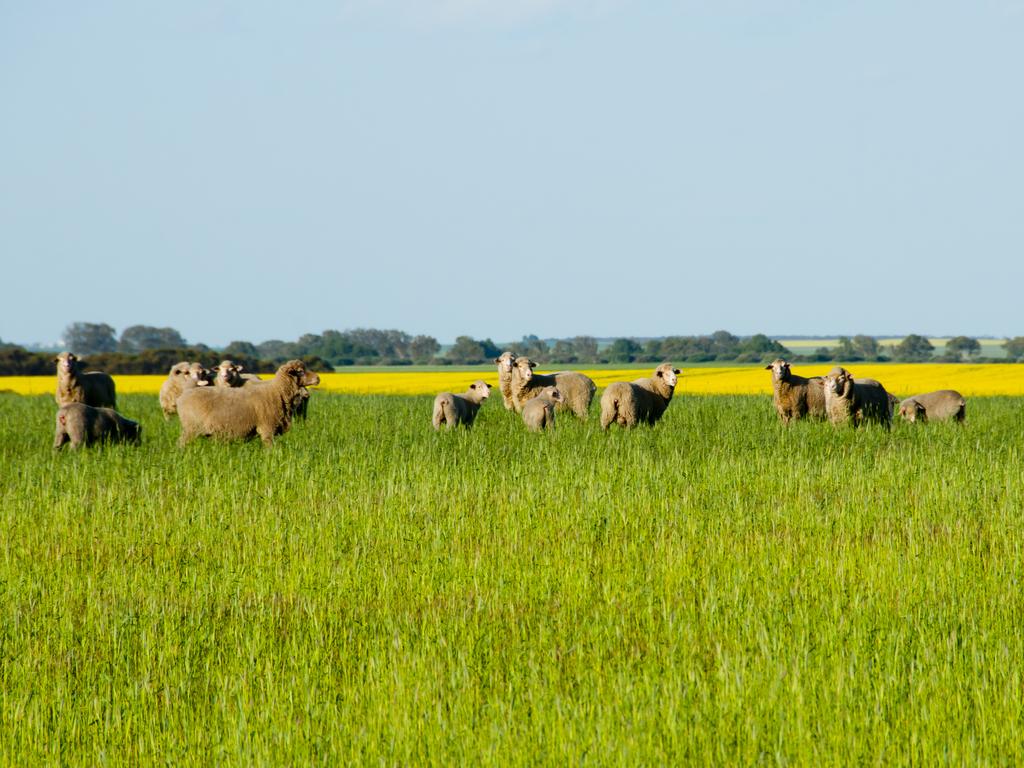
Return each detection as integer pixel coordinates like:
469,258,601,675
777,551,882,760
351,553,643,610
2,387,1024,765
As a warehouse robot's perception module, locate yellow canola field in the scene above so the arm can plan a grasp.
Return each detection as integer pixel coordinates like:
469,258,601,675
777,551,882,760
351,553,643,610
3,364,1023,397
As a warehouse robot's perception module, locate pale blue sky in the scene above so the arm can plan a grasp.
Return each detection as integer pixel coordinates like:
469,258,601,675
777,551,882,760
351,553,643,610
2,1,1022,347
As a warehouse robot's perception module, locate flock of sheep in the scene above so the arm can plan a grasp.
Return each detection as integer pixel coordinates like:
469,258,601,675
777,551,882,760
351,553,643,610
47,349,966,450
51,352,318,448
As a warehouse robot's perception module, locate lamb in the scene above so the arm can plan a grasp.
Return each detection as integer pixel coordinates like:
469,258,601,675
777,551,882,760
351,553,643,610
521,386,563,431
821,366,892,429
213,360,262,388
494,351,518,410
53,403,141,450
54,352,116,409
898,390,966,424
159,361,210,419
600,363,681,430
764,358,826,424
176,359,320,446
432,380,491,429
509,357,596,419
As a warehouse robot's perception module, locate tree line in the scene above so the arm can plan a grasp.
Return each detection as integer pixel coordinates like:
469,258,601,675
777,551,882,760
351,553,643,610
1,323,1022,376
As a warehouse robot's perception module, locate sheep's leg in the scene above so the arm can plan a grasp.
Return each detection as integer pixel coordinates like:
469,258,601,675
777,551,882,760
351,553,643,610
53,430,68,450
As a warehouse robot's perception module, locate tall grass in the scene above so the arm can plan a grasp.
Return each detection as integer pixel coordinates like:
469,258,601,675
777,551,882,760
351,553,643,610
1,392,1022,764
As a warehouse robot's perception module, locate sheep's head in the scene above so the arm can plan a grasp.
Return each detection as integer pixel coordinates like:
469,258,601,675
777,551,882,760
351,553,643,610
654,363,681,388
278,360,320,388
188,362,213,385
168,361,191,378
495,351,517,373
823,367,854,398
765,358,791,382
55,352,78,373
215,360,244,386
899,399,927,423
514,357,537,382
539,386,563,403
468,380,491,401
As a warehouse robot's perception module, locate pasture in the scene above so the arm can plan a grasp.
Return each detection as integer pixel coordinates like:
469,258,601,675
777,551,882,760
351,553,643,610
2,384,1023,764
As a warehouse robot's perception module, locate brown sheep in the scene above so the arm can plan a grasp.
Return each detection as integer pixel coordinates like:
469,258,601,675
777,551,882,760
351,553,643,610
494,351,518,411
600,363,681,429
54,352,116,409
176,360,320,446
822,366,892,429
521,386,563,431
432,381,491,429
159,361,211,419
898,390,966,423
509,357,596,419
53,403,141,450
764,358,826,424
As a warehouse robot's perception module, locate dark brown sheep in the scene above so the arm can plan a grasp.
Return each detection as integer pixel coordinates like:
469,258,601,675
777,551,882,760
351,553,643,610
898,390,966,423
53,403,141,450
764,358,826,424
176,360,320,446
432,380,491,429
509,357,596,419
600,363,681,429
822,366,892,429
54,352,116,409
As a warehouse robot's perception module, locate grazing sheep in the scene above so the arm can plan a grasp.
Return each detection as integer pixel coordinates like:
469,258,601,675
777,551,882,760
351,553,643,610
176,360,320,446
54,352,116,409
822,366,892,429
898,390,966,423
159,361,210,419
494,351,518,410
764,358,826,424
600,363,681,430
432,380,491,429
509,357,596,419
53,403,141,450
521,386,563,432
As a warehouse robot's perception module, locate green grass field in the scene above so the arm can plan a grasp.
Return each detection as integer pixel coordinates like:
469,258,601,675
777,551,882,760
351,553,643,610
2,392,1023,764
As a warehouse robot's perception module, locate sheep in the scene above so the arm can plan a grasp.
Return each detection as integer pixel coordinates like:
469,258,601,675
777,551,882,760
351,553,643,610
213,360,261,388
494,351,518,410
509,357,596,419
898,390,966,423
432,380,491,429
764,358,826,424
54,352,116,409
600,363,681,430
176,359,320,446
821,366,892,429
521,386,563,431
53,403,141,450
159,361,211,419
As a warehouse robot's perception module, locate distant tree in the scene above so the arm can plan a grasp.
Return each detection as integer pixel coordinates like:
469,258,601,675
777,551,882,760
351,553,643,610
710,330,740,357
223,340,259,358
257,339,298,361
447,336,489,364
62,322,117,355
852,334,880,359
571,336,599,363
893,334,935,362
407,335,439,363
642,339,663,361
607,338,641,363
739,334,790,359
511,334,548,361
1003,337,1024,361
478,338,502,360
118,325,186,353
550,339,577,363
945,336,981,361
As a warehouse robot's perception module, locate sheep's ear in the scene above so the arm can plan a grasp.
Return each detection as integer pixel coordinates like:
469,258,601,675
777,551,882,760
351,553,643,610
529,361,537,369
764,364,772,370
236,365,244,372
655,370,663,377
470,383,476,389
674,368,681,374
